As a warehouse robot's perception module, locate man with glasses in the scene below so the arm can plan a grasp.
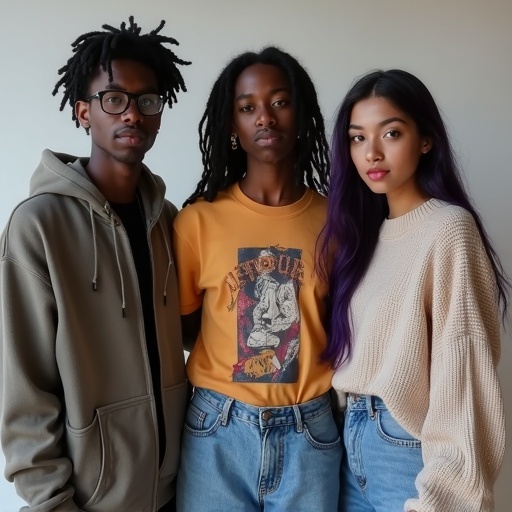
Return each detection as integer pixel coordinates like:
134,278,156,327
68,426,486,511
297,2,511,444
0,16,190,512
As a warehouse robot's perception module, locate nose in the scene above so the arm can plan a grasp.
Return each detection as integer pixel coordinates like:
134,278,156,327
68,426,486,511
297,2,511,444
121,98,143,124
256,106,276,128
365,138,383,162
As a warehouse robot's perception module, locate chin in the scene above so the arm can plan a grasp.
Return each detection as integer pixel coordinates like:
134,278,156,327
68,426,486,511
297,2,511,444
364,182,386,194
114,150,147,165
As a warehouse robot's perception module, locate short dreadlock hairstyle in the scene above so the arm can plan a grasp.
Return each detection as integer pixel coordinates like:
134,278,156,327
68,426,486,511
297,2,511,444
53,16,190,127
185,46,329,206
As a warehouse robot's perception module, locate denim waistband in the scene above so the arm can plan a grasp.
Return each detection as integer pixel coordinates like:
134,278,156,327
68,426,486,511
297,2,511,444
347,394,387,414
193,387,332,431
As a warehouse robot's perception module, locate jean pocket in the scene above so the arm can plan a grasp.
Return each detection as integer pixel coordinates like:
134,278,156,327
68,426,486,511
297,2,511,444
184,394,222,437
303,410,341,450
376,409,421,448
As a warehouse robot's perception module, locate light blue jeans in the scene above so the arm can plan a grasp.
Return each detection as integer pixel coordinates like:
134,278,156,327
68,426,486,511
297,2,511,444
339,395,424,512
176,387,342,512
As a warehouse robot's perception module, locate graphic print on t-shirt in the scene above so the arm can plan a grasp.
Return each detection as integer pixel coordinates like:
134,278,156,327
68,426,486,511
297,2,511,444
228,246,303,383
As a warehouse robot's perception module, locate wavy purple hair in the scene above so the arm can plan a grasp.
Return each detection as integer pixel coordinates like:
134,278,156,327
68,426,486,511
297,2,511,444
319,69,509,368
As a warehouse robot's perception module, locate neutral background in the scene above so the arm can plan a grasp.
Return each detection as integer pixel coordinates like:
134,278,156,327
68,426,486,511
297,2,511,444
0,0,510,510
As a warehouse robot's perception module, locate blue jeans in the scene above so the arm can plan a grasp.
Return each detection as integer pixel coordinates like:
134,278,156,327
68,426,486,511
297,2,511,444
177,387,342,512
339,395,423,512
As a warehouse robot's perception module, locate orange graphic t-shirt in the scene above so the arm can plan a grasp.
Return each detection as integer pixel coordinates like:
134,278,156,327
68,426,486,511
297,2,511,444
173,183,332,406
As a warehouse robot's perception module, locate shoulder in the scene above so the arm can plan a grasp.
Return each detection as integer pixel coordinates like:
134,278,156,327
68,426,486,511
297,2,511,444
427,202,481,248
174,197,207,234
429,201,475,225
3,193,64,233
174,192,231,226
1,194,63,260
424,202,493,282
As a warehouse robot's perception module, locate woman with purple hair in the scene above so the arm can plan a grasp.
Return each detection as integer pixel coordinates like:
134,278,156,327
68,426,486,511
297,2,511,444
319,69,509,511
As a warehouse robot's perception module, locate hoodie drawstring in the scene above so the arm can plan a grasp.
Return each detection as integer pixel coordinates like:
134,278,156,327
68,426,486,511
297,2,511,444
158,220,173,306
110,215,127,317
89,201,170,317
89,203,126,317
89,205,99,291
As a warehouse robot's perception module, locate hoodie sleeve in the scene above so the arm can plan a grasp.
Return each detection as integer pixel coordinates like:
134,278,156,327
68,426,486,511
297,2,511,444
0,207,81,511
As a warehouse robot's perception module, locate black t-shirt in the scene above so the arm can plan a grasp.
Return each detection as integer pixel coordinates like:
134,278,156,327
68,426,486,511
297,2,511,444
110,192,165,464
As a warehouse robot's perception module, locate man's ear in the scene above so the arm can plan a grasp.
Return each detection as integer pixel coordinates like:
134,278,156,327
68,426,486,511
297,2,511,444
75,100,90,131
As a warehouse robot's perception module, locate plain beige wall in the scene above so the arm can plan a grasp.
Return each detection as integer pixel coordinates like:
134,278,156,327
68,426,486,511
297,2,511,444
0,0,510,510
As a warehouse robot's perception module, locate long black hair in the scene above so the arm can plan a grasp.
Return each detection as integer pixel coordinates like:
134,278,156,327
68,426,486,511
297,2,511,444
185,46,329,206
53,16,190,127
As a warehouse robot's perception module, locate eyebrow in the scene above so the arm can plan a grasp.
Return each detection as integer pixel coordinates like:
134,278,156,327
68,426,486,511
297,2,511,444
104,83,126,91
235,87,291,102
104,83,159,94
349,116,407,130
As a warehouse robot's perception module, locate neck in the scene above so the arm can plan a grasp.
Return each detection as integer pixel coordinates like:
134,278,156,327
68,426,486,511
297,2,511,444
241,159,304,206
86,155,142,203
240,172,304,206
386,188,430,219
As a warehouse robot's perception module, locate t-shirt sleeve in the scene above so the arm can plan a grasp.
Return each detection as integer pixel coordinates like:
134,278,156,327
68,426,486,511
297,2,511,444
172,210,204,315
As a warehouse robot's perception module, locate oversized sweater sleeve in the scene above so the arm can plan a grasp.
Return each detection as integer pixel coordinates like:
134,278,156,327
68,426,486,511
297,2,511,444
0,208,81,511
405,212,504,512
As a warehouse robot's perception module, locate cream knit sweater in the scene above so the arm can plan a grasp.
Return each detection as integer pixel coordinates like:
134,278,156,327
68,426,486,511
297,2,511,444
332,199,504,512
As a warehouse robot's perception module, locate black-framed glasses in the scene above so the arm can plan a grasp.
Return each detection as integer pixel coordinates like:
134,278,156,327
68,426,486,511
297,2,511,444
85,90,165,116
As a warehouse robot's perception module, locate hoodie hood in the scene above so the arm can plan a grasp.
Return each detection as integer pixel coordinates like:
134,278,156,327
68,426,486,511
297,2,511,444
30,149,167,221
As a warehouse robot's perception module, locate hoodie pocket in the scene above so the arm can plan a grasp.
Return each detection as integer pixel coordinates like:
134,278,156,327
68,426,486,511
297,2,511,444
159,381,188,481
66,395,156,511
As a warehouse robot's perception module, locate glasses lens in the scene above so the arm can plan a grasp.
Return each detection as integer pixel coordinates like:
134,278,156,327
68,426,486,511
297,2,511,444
138,94,164,116
100,91,128,114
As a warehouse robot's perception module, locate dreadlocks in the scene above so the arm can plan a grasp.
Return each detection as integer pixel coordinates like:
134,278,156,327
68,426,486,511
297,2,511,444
53,16,190,127
185,46,330,206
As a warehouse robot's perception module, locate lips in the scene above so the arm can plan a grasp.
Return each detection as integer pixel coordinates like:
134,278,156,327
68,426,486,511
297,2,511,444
115,127,147,146
366,168,389,181
254,129,281,147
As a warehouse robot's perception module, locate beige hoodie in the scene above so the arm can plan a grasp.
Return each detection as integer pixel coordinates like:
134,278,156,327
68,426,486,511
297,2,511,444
0,150,187,511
